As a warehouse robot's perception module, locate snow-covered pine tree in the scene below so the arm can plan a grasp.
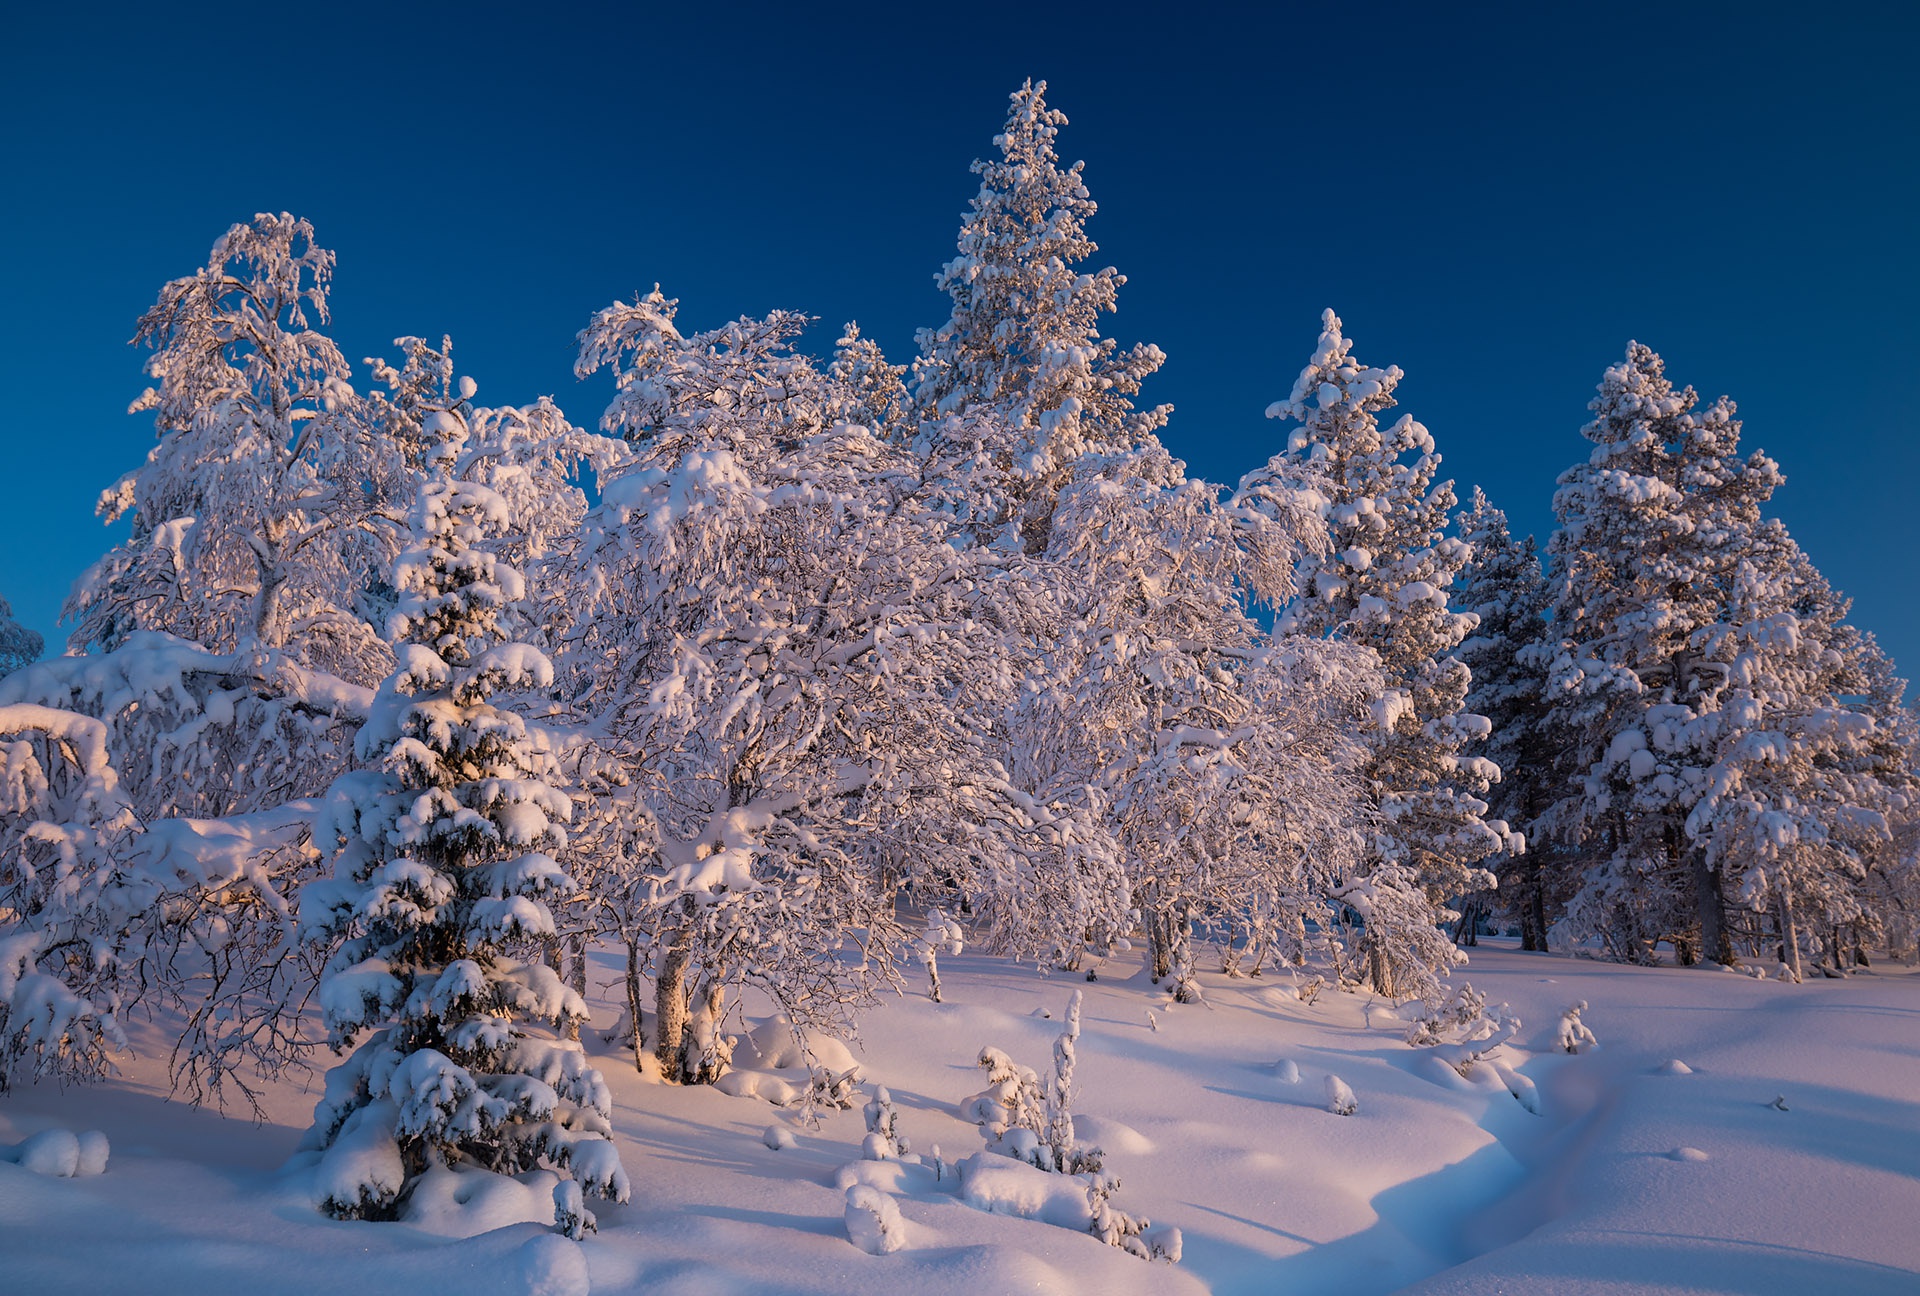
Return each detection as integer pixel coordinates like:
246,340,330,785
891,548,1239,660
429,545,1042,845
1454,489,1556,949
0,596,42,677
1255,310,1512,998
912,79,1169,555
300,421,626,1221
1543,344,1784,965
1685,527,1915,977
0,704,136,1087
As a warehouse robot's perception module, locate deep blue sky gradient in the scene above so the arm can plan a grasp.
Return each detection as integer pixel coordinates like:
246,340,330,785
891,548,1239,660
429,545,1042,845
3,2,1916,684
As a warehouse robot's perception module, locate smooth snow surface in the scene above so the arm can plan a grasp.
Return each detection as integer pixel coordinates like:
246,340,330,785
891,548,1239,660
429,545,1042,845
1,943,1916,1294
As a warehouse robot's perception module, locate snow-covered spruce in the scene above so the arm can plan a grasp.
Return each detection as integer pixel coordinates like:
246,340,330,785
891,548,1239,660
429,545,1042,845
1538,343,1913,971
1453,489,1556,950
911,78,1169,557
1255,309,1515,1000
0,593,42,677
299,433,627,1223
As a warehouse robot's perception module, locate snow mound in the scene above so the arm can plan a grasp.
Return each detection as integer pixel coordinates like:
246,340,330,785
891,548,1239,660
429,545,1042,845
718,1016,864,1106
714,1069,805,1105
4,1128,107,1178
735,1015,860,1074
516,1233,590,1296
1656,1058,1695,1075
835,1157,945,1197
400,1163,560,1237
1072,1113,1153,1155
845,1184,906,1255
958,1152,1094,1231
1324,1074,1358,1116
1273,1059,1301,1084
75,1130,109,1176
15,1129,78,1177
1670,1146,1710,1162
764,1124,795,1150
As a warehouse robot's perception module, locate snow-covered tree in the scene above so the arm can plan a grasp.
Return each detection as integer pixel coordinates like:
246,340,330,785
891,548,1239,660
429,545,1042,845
299,429,625,1221
1543,344,1785,965
1020,441,1377,996
912,79,1169,555
1454,489,1556,949
1256,310,1512,998
0,637,364,1107
1684,531,1913,977
0,704,135,1088
0,597,42,677
68,214,378,679
565,293,1043,1080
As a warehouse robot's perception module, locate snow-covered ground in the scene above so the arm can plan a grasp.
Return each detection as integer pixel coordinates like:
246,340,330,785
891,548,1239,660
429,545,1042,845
3,942,1916,1295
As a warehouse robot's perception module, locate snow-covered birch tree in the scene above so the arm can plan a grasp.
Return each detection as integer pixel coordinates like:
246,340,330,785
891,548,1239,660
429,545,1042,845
565,293,1043,1080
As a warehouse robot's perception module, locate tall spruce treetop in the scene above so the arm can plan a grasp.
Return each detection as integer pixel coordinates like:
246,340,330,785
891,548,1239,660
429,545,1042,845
300,414,626,1225
913,80,1169,553
1262,314,1506,870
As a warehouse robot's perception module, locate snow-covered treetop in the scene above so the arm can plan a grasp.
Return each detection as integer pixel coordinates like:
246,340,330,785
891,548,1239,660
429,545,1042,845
1260,309,1474,677
0,595,43,676
912,80,1169,553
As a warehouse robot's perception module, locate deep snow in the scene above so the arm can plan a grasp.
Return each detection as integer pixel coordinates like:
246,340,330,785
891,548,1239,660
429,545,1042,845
2,941,1916,1295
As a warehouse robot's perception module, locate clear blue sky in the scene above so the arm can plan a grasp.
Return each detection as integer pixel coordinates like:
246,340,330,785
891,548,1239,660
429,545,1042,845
3,2,1916,685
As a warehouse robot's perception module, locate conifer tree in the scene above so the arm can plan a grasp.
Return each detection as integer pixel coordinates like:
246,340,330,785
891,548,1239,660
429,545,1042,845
1255,311,1511,997
300,419,626,1222
0,595,42,677
1544,344,1784,965
913,79,1169,554
1454,490,1556,949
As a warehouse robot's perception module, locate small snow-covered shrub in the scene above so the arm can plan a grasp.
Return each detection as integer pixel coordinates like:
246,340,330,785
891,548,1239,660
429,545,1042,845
1404,981,1520,1077
1325,1074,1358,1116
1557,1001,1598,1054
863,1085,908,1159
918,908,963,1003
952,990,1173,1260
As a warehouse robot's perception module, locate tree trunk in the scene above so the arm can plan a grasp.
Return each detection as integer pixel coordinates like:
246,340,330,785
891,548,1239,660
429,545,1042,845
1367,938,1397,998
1776,890,1802,982
654,921,692,1075
1692,850,1732,966
623,936,648,1073
1146,903,1173,981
